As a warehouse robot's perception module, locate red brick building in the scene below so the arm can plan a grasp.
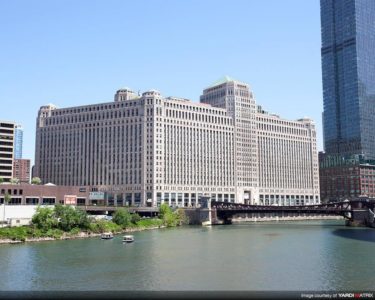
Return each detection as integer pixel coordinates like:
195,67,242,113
0,184,91,205
319,153,375,202
13,159,30,183
0,184,128,206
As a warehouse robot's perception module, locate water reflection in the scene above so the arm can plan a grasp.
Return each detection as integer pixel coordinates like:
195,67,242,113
332,228,375,243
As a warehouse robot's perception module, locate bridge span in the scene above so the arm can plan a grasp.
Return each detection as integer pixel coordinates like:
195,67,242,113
196,198,375,227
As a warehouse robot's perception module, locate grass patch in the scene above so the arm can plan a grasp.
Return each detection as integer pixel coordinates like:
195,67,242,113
136,218,163,228
88,220,122,233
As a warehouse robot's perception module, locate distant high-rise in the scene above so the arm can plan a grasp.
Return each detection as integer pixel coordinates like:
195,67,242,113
14,125,23,159
0,121,15,182
321,0,375,159
13,159,30,183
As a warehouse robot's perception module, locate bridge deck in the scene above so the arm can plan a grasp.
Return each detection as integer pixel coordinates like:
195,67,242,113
210,201,354,216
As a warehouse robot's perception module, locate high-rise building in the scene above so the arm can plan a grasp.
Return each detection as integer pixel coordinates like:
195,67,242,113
320,0,375,201
13,159,31,183
13,125,23,159
0,121,15,182
35,78,320,206
321,0,375,159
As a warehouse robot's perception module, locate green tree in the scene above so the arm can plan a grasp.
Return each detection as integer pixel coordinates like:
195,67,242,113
0,177,4,184
31,206,58,231
112,208,132,227
131,213,141,224
158,203,187,227
159,203,178,227
54,204,90,231
31,177,42,185
74,208,90,229
9,178,20,184
158,203,171,220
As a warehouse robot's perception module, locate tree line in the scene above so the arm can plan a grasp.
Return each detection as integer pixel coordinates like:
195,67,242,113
0,203,188,242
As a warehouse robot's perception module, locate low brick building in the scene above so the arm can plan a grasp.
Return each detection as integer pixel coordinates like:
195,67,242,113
0,184,137,206
319,153,375,202
0,184,91,206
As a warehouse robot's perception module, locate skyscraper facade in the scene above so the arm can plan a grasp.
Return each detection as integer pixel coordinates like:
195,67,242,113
13,125,23,159
321,0,375,159
35,78,320,206
0,121,15,182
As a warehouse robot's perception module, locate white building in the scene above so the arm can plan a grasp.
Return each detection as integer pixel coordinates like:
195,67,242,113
35,77,320,206
257,107,320,205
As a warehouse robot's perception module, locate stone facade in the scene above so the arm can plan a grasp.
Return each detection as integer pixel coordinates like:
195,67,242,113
257,108,320,205
35,77,320,206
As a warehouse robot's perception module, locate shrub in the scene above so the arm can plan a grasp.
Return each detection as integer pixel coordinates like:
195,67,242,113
88,220,121,233
31,228,43,238
131,213,141,224
113,208,132,228
69,227,80,235
31,177,42,185
45,229,63,239
158,203,171,220
31,207,58,231
54,205,90,231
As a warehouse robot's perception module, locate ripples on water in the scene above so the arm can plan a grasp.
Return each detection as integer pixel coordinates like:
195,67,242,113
0,220,374,291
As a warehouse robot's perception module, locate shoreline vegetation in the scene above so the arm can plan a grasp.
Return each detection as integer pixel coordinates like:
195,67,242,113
0,203,188,245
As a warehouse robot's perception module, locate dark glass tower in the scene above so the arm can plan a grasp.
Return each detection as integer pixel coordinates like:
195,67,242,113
321,0,375,159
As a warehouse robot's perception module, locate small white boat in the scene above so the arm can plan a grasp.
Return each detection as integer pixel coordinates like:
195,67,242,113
101,232,114,239
122,235,134,243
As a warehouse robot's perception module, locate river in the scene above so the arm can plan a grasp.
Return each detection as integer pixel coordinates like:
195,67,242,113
0,220,374,292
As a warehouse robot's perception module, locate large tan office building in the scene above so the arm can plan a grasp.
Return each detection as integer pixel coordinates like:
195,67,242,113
257,107,320,205
35,77,320,206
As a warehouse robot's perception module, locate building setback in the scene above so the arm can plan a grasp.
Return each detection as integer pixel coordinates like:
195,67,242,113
35,77,320,206
0,121,15,182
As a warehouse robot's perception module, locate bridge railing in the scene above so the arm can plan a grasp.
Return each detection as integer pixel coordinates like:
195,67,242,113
210,201,352,213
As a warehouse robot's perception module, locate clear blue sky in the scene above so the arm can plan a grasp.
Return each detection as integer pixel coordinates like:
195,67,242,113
0,0,323,165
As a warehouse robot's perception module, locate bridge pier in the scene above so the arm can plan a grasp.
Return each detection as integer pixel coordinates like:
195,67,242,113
346,209,375,227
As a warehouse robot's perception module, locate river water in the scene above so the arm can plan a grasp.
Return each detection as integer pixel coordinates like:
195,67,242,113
0,220,374,291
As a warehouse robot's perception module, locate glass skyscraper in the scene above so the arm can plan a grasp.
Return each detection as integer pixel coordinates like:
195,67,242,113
321,0,375,159
14,124,23,159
